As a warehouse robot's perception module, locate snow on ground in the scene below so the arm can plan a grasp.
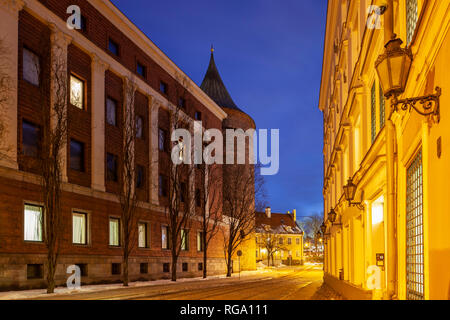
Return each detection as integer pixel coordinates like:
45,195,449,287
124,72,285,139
0,269,271,300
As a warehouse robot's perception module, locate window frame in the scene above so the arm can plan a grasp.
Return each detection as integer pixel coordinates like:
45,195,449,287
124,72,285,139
72,210,88,245
136,61,146,79
21,119,40,158
159,175,168,197
159,81,168,95
138,222,150,249
69,73,85,110
22,47,40,87
23,203,44,243
108,38,120,57
106,153,119,182
158,128,167,151
181,229,189,251
69,139,85,172
109,217,121,247
106,97,118,127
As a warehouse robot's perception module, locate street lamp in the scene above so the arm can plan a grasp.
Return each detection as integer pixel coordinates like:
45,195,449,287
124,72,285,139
328,208,336,224
375,37,441,123
343,177,364,210
320,222,326,235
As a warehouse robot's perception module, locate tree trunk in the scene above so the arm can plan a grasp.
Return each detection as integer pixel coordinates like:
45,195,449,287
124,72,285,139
171,248,178,282
226,250,233,277
203,247,207,279
123,251,129,286
267,254,270,267
46,254,56,294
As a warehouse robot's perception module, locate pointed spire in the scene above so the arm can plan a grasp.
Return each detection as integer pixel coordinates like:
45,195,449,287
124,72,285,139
200,47,241,111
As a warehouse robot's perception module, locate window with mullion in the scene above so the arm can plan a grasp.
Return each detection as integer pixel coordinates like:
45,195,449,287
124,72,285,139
379,83,385,129
406,0,418,45
371,82,377,143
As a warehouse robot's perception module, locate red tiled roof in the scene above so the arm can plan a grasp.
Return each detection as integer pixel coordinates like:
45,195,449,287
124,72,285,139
255,212,303,234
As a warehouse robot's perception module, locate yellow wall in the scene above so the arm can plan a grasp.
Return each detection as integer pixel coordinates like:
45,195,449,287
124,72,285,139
320,0,450,300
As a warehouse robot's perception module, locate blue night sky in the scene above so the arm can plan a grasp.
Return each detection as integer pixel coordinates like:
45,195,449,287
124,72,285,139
111,0,327,219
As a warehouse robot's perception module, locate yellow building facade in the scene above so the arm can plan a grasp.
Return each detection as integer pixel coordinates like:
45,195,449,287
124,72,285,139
319,0,450,300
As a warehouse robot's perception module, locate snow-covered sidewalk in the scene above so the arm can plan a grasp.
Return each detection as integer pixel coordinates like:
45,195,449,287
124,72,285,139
0,269,270,300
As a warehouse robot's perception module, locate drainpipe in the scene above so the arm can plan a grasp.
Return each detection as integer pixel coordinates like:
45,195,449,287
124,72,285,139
384,0,398,300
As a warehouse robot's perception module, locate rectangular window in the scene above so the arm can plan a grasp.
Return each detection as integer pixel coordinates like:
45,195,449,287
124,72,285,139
406,0,418,45
70,74,84,109
296,238,300,245
22,120,40,157
137,62,146,78
106,97,117,126
161,225,169,249
195,189,201,207
371,82,377,143
108,38,119,56
76,263,88,277
23,48,40,86
70,139,85,172
136,116,144,139
379,84,385,129
138,222,148,248
24,204,43,242
182,262,188,272
109,218,120,246
195,111,202,121
136,165,145,189
112,263,121,275
198,263,203,271
158,128,166,151
80,15,87,32
107,153,118,182
159,175,167,197
72,211,87,245
140,263,148,274
27,264,43,279
160,81,168,94
279,238,283,245
163,263,170,273
181,229,189,251
197,231,205,252
288,238,292,245
178,97,186,109
406,149,424,300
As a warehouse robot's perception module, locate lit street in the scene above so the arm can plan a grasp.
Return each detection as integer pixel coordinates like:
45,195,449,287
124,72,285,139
28,264,337,300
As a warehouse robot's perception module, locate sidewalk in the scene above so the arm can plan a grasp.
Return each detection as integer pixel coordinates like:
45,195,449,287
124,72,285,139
310,282,345,300
0,269,270,300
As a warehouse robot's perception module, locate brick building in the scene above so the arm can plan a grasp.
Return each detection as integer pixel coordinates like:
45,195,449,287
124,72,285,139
0,0,255,290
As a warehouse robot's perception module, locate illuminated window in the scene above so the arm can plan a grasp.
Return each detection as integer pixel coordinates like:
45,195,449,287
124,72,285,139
109,218,120,246
406,0,418,45
138,222,148,248
181,229,189,251
23,48,40,86
406,149,424,300
371,196,384,225
161,225,169,249
70,75,84,109
73,211,87,245
197,231,205,252
24,204,43,242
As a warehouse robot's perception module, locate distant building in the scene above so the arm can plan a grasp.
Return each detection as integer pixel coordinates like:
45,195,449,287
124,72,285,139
255,208,304,266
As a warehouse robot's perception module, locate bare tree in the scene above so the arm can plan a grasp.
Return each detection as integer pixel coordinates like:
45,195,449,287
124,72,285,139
115,76,141,286
222,164,266,277
303,213,323,257
160,75,196,282
35,33,68,294
198,158,222,278
257,231,286,267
